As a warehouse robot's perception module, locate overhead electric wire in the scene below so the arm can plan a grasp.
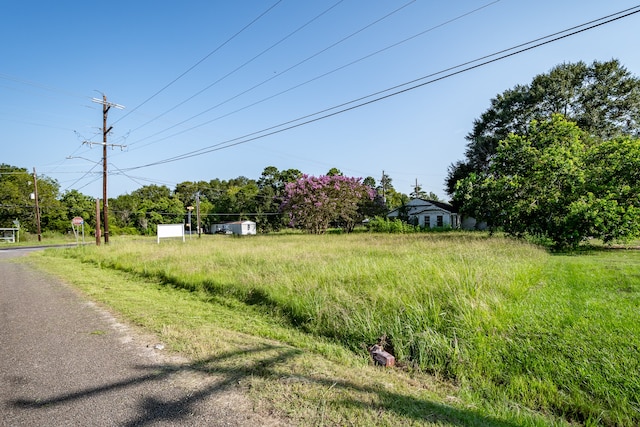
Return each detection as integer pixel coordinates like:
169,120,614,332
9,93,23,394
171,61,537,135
120,4,640,173
124,0,418,149
124,0,346,143
70,174,103,193
127,0,500,152
109,162,179,188
0,73,87,100
63,160,102,192
112,0,283,126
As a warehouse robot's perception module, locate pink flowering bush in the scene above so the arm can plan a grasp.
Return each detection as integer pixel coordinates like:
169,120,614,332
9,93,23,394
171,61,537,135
280,174,375,234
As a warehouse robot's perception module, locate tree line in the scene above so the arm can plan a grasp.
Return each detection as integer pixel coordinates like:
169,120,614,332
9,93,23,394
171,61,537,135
0,165,412,237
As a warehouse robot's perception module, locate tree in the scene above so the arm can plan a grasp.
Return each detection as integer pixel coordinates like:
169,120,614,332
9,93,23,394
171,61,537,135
326,167,343,176
410,181,428,199
174,180,208,207
361,176,388,220
409,181,441,201
226,177,259,219
59,189,95,231
582,136,640,243
0,165,65,234
363,176,376,188
446,60,640,195
280,174,375,234
454,116,588,246
255,166,302,232
453,115,640,248
111,185,184,234
109,193,139,232
0,165,37,230
373,172,409,210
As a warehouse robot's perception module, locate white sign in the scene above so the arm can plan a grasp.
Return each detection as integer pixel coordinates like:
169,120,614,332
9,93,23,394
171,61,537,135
157,224,185,243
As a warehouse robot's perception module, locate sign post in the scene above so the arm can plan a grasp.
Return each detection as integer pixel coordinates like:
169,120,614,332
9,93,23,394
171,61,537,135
72,217,85,244
12,219,19,243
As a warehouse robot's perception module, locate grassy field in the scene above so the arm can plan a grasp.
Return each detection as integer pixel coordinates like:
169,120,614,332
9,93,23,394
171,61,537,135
25,233,640,426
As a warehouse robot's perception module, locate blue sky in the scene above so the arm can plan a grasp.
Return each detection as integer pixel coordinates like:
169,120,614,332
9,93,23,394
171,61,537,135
2,1,640,201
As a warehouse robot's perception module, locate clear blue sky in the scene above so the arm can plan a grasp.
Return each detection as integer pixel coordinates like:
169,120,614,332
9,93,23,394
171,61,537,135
2,1,640,200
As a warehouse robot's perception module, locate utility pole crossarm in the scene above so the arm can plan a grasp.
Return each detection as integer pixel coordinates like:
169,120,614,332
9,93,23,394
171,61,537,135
91,97,125,110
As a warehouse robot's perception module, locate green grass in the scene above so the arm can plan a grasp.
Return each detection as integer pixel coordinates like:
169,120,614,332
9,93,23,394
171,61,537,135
473,250,640,426
25,233,640,426
0,230,81,247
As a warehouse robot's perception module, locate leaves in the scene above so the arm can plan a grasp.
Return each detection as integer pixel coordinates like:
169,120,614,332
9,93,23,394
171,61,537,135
454,115,640,248
280,175,375,234
447,60,640,195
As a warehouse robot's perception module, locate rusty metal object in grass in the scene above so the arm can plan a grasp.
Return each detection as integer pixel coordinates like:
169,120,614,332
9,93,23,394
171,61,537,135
369,344,395,367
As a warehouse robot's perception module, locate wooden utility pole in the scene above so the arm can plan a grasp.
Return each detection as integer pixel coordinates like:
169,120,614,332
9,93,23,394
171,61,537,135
87,94,125,244
101,95,112,244
411,178,422,199
196,192,202,238
95,198,101,246
32,167,42,242
381,170,387,206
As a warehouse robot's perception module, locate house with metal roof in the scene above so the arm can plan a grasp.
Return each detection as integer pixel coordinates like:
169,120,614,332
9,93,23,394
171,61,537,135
387,199,460,229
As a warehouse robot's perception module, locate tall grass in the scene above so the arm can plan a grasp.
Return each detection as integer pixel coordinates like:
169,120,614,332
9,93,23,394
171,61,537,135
56,234,541,371
46,233,640,426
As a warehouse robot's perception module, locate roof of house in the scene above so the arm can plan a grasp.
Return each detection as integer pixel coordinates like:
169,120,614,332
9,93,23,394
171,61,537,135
424,199,456,213
213,220,256,225
387,199,457,216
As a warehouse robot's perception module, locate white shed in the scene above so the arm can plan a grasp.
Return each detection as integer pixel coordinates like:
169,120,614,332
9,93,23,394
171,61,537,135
212,220,256,235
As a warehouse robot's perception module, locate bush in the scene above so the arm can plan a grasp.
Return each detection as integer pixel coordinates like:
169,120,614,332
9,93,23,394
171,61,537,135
367,217,455,234
109,226,142,236
367,217,415,233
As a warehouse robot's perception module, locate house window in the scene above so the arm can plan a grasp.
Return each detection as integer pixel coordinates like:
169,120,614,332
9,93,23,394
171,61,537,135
424,216,430,228
436,215,443,227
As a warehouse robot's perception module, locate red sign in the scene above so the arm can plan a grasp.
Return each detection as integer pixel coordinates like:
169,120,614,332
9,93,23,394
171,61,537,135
72,217,84,226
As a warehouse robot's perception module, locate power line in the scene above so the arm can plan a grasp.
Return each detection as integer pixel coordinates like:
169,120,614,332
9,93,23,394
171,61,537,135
124,0,346,143
124,0,419,148
121,5,640,172
0,73,87,100
126,0,500,152
63,160,102,192
112,1,283,126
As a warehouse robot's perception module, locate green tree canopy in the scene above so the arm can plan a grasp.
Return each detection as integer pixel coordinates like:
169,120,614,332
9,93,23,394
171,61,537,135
111,185,184,234
0,165,65,234
0,165,36,229
255,166,302,232
453,115,640,248
447,59,640,196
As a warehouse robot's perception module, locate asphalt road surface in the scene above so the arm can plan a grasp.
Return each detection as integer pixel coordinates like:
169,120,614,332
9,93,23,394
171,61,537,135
0,248,283,426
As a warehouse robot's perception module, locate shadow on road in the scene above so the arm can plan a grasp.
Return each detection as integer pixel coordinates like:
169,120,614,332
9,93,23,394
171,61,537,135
10,342,523,426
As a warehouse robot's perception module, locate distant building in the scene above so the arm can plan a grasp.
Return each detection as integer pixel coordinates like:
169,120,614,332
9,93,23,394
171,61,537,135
211,220,257,235
387,199,460,229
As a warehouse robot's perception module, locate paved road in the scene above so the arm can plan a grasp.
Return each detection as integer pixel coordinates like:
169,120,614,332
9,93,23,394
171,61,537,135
0,249,282,426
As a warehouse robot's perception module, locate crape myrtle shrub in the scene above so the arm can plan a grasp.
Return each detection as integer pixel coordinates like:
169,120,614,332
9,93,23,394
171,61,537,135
280,174,375,234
